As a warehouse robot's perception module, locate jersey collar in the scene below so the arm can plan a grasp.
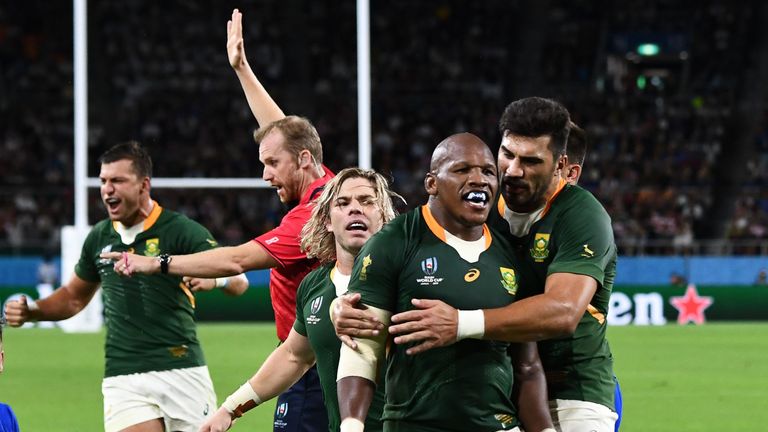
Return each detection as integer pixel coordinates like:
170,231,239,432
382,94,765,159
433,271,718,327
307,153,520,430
421,204,492,249
497,178,568,219
111,200,163,233
299,165,335,205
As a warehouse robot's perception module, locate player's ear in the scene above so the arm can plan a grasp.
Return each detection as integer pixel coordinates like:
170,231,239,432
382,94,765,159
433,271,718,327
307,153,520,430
424,172,437,196
141,176,151,193
298,150,312,169
555,153,567,177
567,164,582,185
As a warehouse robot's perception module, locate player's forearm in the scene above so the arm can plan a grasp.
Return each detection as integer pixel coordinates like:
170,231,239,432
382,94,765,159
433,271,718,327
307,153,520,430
220,274,249,296
337,376,375,426
482,295,579,342
234,61,286,126
167,246,250,278
512,343,553,431
248,341,316,401
33,286,91,321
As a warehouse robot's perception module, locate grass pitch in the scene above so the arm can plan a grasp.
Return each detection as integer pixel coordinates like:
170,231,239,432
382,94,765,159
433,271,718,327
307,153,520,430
1,322,765,431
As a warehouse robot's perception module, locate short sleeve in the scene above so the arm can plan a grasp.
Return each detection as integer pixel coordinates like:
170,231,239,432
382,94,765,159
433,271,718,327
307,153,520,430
293,277,309,337
74,228,100,282
254,204,312,267
548,204,614,285
176,217,219,254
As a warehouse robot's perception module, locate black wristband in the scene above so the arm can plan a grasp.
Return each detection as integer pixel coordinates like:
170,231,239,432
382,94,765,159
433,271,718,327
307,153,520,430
158,254,172,274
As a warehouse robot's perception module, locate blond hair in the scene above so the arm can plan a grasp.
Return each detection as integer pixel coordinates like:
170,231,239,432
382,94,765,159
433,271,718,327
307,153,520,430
253,115,323,165
300,168,401,264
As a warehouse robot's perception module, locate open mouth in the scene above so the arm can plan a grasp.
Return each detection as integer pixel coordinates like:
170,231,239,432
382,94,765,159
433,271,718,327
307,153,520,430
462,191,490,208
346,221,369,232
105,197,121,211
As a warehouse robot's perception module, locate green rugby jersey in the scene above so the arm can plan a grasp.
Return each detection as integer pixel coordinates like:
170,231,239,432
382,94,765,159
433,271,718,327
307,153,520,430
75,203,218,377
347,205,521,432
490,183,617,410
293,263,384,432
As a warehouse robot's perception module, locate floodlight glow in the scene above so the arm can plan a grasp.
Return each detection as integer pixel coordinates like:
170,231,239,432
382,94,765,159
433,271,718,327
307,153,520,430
637,43,660,56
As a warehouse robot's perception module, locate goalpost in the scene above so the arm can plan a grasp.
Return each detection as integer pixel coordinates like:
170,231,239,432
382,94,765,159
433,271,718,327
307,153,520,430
59,0,372,331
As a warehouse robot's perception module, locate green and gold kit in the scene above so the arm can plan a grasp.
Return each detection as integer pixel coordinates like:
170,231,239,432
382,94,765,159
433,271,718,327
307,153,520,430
75,203,218,377
348,205,521,432
490,183,617,410
294,263,384,432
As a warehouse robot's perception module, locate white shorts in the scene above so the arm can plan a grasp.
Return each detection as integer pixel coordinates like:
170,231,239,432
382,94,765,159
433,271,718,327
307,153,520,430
102,366,217,432
550,399,617,432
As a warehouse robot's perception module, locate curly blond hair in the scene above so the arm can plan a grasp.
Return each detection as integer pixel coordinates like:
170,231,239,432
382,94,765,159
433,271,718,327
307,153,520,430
300,168,401,264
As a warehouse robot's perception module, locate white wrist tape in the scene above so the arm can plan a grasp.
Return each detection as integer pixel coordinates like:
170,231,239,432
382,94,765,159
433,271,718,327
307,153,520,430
27,299,40,312
337,305,391,383
222,382,262,417
215,277,230,289
456,309,485,341
340,417,365,432
540,429,557,432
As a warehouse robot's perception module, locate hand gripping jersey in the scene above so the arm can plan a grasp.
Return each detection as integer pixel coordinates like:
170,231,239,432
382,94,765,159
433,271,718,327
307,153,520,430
489,183,617,410
347,205,522,432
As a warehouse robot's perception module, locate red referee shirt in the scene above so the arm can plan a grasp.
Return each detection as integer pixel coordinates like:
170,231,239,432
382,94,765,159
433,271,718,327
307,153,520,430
253,165,334,341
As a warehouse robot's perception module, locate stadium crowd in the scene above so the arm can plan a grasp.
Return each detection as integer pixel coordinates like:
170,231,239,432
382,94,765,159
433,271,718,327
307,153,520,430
1,0,766,255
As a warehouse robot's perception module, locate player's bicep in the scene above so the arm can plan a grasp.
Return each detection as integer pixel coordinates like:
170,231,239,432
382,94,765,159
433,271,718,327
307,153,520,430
64,274,101,304
544,272,597,316
548,208,614,281
238,241,279,270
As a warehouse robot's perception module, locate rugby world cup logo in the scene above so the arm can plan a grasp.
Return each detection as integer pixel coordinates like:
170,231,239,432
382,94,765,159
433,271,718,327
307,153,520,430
276,402,289,419
311,296,324,315
421,257,438,275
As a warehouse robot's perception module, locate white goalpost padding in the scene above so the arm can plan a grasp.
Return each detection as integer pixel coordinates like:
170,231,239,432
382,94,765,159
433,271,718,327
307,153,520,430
62,0,373,331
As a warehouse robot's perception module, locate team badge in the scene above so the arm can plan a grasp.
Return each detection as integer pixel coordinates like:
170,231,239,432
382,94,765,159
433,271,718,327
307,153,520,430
168,345,188,358
206,238,219,247
494,413,516,428
144,238,160,257
499,267,518,295
464,268,480,282
420,257,438,275
530,233,550,262
360,254,372,281
581,244,595,258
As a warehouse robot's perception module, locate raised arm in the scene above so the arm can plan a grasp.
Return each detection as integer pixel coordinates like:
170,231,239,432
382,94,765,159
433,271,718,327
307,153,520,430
200,329,316,432
4,274,100,325
227,8,285,126
102,240,278,278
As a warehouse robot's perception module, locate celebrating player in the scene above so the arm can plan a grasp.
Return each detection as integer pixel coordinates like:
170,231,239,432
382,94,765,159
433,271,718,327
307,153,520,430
336,133,552,432
4,142,248,432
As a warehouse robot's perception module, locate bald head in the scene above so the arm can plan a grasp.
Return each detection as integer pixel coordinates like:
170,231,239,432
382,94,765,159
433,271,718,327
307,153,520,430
430,133,494,173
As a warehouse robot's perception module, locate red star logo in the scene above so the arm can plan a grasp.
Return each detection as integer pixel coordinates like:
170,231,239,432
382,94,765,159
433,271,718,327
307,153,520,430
669,284,713,325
